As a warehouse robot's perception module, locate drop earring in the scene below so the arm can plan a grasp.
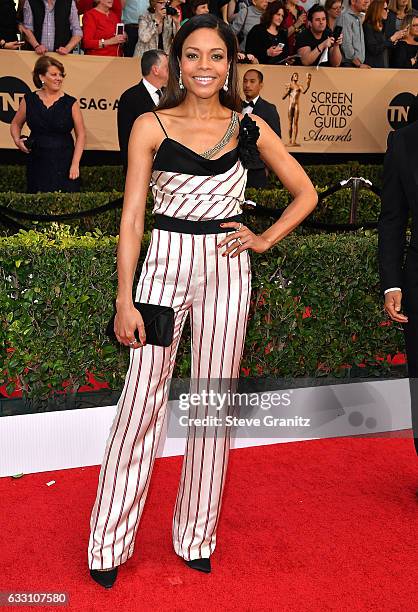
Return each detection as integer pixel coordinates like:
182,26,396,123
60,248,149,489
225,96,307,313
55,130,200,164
223,66,230,92
179,69,184,90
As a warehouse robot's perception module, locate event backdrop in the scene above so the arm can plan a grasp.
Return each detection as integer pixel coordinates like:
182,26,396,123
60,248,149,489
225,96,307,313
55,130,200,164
0,50,416,153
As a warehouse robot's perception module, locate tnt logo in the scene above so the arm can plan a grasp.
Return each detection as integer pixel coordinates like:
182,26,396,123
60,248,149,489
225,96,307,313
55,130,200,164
0,77,31,124
387,92,417,130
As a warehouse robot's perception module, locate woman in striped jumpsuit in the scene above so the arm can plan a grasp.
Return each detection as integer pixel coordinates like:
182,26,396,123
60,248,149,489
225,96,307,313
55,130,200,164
88,14,317,588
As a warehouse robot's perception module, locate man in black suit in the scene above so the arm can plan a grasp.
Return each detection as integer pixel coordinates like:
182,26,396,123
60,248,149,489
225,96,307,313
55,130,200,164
241,69,281,188
378,95,418,460
117,49,168,171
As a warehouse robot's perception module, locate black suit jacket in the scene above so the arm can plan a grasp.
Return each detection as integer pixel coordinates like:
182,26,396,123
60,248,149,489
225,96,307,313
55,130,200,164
252,96,281,138
117,80,156,171
378,122,418,297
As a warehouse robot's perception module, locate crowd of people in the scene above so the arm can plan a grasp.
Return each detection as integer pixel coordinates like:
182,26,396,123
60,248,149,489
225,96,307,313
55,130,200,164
8,47,281,192
1,0,417,68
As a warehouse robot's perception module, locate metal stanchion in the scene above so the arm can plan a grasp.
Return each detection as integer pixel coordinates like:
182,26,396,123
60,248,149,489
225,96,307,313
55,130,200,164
348,177,373,224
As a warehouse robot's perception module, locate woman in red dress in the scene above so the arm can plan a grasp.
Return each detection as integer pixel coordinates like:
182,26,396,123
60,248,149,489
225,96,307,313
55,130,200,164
82,0,127,56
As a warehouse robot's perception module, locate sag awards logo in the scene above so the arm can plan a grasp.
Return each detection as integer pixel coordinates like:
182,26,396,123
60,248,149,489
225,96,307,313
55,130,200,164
282,72,352,146
387,92,416,130
0,76,31,124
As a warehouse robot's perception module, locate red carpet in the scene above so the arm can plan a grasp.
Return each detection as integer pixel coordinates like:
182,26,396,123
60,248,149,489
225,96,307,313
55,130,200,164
0,437,417,611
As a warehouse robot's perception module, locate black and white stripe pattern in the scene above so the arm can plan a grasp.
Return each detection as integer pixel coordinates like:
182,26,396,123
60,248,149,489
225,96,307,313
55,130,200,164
151,162,247,221
88,155,252,569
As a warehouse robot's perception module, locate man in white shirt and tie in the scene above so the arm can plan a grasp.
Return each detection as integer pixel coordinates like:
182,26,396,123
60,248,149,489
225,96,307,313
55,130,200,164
242,69,281,187
117,49,168,171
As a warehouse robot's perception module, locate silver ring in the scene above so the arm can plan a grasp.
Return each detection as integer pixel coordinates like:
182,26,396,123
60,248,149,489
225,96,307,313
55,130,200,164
128,340,137,346
237,237,243,246
236,223,243,231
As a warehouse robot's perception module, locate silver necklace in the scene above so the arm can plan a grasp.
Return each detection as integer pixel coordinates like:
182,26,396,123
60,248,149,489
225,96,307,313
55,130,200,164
200,111,239,159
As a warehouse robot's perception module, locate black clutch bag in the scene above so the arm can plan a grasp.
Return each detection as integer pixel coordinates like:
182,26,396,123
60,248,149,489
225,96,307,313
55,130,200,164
106,302,175,347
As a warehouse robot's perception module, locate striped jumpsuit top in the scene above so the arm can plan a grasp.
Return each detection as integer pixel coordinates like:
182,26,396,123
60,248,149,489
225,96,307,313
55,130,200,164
88,112,258,569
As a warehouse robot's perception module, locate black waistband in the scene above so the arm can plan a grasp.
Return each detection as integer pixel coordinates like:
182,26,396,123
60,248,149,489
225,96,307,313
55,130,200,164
153,213,243,234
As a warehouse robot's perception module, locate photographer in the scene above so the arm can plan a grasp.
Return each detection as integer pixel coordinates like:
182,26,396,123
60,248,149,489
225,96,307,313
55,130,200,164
133,0,180,56
296,3,343,66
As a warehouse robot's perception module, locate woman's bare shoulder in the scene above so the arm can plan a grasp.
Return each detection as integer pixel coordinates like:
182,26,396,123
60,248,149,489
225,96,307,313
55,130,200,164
130,112,164,150
151,108,188,133
132,111,163,131
153,108,182,120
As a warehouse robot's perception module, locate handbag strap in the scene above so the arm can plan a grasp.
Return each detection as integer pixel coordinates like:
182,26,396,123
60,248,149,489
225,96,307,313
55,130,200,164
239,5,249,37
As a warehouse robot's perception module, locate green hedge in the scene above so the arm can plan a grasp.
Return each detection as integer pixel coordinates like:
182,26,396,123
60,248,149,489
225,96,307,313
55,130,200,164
0,163,382,193
0,226,404,401
0,165,126,193
1,192,124,236
0,187,381,236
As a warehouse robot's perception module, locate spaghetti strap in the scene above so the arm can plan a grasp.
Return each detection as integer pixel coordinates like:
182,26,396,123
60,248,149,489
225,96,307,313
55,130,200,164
152,111,168,138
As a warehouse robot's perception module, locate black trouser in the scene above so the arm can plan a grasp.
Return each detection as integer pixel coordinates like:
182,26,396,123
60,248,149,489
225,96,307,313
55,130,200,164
403,321,418,455
401,251,418,455
124,24,138,57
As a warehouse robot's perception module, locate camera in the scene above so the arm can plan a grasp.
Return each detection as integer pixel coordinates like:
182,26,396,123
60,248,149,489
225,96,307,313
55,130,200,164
165,1,178,16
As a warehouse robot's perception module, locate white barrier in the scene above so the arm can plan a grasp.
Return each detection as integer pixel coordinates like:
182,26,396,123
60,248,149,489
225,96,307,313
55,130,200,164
0,378,412,477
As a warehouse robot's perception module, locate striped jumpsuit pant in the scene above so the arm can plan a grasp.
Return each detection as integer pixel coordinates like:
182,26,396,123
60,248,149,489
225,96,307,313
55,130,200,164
88,144,252,569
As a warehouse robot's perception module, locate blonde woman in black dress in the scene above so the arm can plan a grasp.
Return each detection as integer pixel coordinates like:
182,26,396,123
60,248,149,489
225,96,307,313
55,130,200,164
88,14,317,588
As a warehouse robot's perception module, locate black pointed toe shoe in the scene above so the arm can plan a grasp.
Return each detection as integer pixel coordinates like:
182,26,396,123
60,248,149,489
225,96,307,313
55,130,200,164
89,567,118,588
184,557,211,573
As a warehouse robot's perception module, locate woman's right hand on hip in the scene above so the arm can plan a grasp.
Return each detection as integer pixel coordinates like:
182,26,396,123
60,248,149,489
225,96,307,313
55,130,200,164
114,304,146,348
